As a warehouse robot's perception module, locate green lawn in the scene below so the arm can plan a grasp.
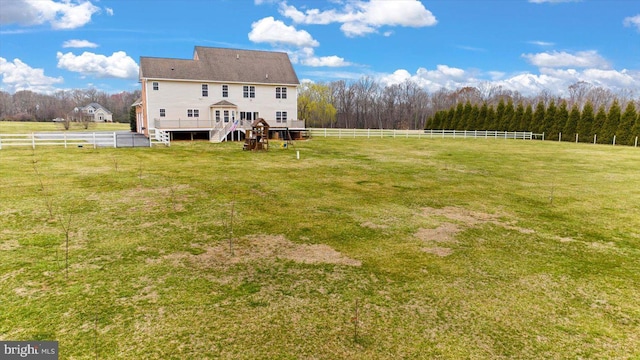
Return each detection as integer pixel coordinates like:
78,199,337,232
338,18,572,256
1,138,638,359
0,121,130,134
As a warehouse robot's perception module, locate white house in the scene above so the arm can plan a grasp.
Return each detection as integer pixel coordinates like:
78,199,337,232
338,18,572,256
135,46,303,142
74,103,113,122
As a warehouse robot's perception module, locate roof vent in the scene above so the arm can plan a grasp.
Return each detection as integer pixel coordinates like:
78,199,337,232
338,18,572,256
266,73,269,79
236,54,239,59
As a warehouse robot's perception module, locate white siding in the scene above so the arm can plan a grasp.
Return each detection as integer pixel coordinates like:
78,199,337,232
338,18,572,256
145,80,297,129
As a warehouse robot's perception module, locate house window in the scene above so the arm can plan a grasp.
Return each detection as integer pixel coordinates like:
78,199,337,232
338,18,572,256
276,111,287,123
224,110,229,123
222,85,228,98
202,84,208,97
215,110,220,122
276,87,287,99
243,85,255,98
187,109,193,117
160,109,166,117
187,109,199,118
153,82,159,90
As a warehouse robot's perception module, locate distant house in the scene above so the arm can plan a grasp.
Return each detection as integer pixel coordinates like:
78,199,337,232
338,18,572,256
134,46,303,142
74,103,113,122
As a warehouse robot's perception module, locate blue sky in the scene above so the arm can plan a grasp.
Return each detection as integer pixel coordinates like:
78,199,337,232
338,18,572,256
1,0,639,96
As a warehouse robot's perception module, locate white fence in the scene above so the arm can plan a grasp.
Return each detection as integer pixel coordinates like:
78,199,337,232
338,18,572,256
0,132,157,149
0,132,117,149
152,129,171,146
309,128,539,140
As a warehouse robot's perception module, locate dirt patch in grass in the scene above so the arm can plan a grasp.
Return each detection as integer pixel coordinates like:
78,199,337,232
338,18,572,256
416,206,534,256
0,239,20,250
420,206,534,233
414,223,460,243
361,221,389,229
422,247,454,257
163,234,361,267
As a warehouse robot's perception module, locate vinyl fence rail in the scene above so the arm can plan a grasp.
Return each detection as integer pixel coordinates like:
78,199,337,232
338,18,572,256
0,132,117,149
308,128,540,140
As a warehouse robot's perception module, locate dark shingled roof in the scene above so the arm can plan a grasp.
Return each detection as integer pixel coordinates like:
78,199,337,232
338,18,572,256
140,46,299,85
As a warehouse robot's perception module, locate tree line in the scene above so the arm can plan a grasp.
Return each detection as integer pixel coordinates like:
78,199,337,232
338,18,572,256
0,88,141,123
298,79,639,143
427,98,639,145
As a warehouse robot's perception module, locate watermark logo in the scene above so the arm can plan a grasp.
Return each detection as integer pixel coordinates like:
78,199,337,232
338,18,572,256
1,341,58,359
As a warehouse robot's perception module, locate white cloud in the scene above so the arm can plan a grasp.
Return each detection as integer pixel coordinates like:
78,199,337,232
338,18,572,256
623,14,640,31
62,39,99,48
378,65,640,97
0,57,64,93
302,55,351,67
0,0,100,30
280,0,437,37
56,51,139,79
522,50,610,69
105,7,114,16
529,40,555,47
248,17,319,47
289,47,351,68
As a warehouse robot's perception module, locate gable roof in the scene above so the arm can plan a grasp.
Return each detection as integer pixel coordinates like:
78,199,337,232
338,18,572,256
139,46,299,85
80,103,112,114
211,100,237,107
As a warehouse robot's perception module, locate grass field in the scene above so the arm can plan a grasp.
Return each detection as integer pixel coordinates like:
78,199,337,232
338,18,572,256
0,121,130,134
1,137,639,359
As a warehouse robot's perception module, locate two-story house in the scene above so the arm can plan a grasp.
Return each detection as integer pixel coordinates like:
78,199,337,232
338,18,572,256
135,46,303,142
73,103,113,122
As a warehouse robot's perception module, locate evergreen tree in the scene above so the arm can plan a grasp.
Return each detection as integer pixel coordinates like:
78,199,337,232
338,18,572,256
469,103,480,130
543,100,556,140
503,99,515,131
129,105,137,132
564,103,580,142
495,99,506,130
533,101,546,134
512,102,524,131
460,101,473,130
491,99,507,130
593,105,607,144
618,102,638,146
452,103,465,129
478,102,489,130
485,105,497,130
551,100,568,141
631,112,640,146
444,107,456,129
577,101,594,143
601,100,621,144
521,103,533,132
